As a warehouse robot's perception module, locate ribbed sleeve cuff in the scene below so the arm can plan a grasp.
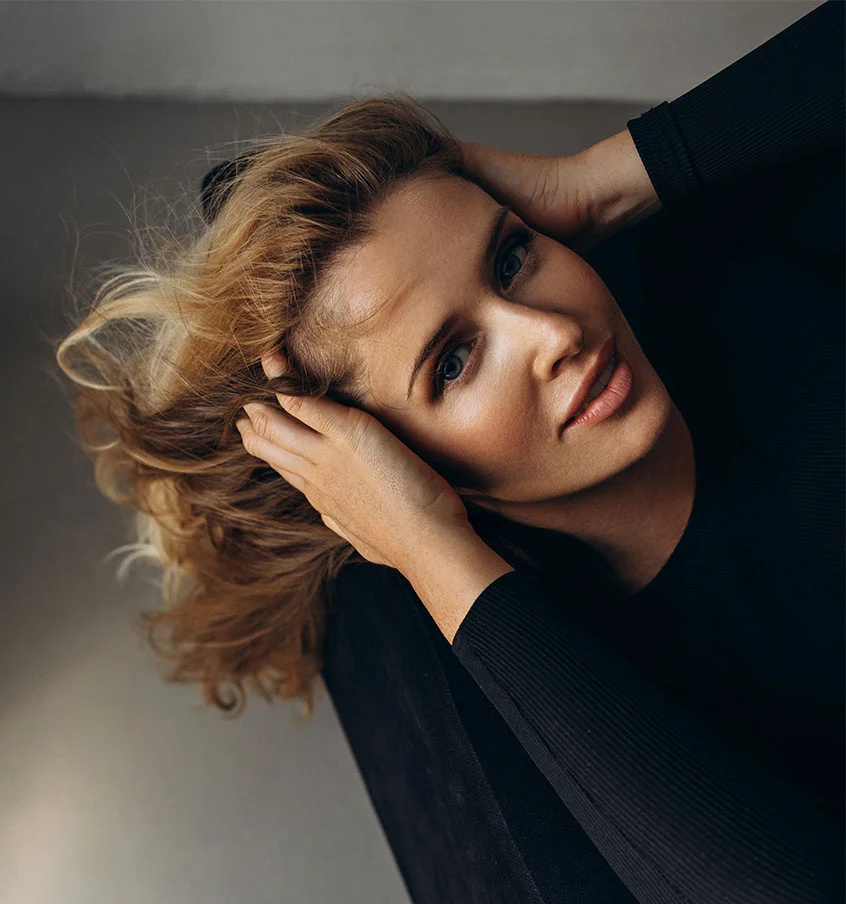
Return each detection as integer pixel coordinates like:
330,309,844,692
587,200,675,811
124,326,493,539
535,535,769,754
626,0,844,212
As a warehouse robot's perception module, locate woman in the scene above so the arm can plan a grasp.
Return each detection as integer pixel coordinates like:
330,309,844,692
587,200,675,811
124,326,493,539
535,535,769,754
55,2,843,902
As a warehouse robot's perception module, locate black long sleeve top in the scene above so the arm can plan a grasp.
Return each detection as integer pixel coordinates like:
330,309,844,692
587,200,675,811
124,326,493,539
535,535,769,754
321,3,846,902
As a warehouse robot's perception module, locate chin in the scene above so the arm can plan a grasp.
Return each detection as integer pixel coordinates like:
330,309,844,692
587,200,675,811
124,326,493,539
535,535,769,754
589,380,673,477
633,387,676,459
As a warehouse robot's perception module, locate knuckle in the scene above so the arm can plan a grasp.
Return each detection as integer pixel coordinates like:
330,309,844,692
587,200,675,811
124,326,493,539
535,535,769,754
340,406,370,443
300,460,317,484
283,393,305,412
536,160,561,211
250,408,271,435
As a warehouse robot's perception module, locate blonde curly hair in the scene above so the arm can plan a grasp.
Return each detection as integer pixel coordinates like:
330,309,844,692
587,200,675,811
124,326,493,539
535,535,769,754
52,92,617,722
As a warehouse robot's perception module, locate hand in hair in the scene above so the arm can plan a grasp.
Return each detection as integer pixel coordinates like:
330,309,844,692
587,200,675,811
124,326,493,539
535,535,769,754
234,351,474,571
460,128,661,256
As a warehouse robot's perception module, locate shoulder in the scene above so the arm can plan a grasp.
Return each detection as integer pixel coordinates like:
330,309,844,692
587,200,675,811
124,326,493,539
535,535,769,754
321,561,439,689
331,561,413,610
326,562,423,645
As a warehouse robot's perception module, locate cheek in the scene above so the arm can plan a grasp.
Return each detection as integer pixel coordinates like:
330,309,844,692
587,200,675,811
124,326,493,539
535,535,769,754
433,407,533,488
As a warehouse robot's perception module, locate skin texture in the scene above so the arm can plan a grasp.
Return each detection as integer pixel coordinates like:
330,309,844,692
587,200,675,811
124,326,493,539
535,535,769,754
319,171,697,592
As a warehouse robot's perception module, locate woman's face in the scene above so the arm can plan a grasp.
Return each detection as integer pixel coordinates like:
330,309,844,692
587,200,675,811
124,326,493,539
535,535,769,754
324,172,674,517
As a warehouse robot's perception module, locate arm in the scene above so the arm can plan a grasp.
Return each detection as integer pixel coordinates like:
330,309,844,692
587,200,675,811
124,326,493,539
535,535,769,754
400,6,845,900
575,128,664,246
403,528,514,644
403,532,844,904
620,0,843,215
574,0,843,243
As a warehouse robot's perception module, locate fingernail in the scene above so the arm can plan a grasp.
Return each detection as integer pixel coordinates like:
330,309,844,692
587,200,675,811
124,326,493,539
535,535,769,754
263,350,289,380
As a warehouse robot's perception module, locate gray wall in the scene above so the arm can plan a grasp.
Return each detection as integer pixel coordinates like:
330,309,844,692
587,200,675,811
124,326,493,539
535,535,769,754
0,4,824,903
0,1,820,102
3,96,650,904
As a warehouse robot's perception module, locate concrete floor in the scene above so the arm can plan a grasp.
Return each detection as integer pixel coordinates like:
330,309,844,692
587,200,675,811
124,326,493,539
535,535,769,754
0,95,648,904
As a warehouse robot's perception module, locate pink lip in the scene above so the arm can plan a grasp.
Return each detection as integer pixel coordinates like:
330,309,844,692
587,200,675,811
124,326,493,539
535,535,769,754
562,335,616,426
559,345,633,436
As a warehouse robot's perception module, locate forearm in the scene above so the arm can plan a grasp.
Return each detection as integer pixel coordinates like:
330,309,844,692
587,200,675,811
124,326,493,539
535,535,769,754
401,530,515,644
582,128,663,240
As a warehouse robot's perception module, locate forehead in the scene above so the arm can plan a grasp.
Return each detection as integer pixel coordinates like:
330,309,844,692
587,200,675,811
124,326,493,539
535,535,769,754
327,173,491,332
316,173,493,401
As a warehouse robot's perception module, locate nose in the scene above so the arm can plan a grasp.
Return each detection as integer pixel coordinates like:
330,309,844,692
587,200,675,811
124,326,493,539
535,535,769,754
543,351,571,382
490,297,585,385
519,308,583,384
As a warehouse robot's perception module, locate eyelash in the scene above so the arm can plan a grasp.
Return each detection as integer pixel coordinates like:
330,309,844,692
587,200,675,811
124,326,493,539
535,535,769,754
432,226,538,397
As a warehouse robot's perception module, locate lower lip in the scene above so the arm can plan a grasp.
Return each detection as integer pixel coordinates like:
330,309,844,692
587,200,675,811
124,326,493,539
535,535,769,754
560,350,634,435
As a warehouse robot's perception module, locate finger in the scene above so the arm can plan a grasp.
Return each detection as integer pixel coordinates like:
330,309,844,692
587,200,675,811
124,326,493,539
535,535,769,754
236,418,309,493
242,401,321,464
274,388,365,442
321,512,347,541
459,140,567,238
261,349,291,381
460,141,538,210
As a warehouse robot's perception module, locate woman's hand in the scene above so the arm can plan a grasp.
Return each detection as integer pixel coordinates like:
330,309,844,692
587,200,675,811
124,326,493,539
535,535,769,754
234,352,473,571
460,129,661,255
460,140,598,253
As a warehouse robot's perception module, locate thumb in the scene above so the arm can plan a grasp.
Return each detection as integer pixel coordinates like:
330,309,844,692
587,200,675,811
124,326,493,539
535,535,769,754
460,142,559,222
459,141,588,245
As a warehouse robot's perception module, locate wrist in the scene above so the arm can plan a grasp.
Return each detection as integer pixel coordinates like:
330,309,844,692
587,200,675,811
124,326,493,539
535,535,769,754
581,128,663,239
401,527,515,644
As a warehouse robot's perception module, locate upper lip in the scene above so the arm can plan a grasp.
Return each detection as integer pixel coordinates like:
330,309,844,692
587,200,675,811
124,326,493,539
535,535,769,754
563,335,616,427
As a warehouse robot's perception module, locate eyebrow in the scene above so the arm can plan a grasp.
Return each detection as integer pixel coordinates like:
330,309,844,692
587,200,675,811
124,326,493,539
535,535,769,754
406,203,511,402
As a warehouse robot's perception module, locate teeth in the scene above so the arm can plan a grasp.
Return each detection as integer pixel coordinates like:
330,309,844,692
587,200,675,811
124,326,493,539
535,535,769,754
575,355,616,417
597,357,616,386
587,379,606,400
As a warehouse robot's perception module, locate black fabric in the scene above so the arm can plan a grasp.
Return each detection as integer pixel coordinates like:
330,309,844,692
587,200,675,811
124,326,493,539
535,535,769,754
321,3,845,902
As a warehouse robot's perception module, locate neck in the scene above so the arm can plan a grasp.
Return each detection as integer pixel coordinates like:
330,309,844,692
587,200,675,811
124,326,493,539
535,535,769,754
493,403,695,593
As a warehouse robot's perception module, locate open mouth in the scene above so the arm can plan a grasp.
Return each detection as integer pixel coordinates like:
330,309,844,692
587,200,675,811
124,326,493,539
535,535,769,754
560,346,633,435
571,351,617,420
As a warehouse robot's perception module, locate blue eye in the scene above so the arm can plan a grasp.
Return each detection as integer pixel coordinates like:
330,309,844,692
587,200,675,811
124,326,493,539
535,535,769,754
499,229,535,289
432,228,537,397
434,339,474,394
499,228,537,290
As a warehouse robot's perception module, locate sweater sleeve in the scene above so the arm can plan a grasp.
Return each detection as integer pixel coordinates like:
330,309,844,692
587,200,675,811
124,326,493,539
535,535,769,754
452,6,844,902
625,0,844,215
451,570,844,904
